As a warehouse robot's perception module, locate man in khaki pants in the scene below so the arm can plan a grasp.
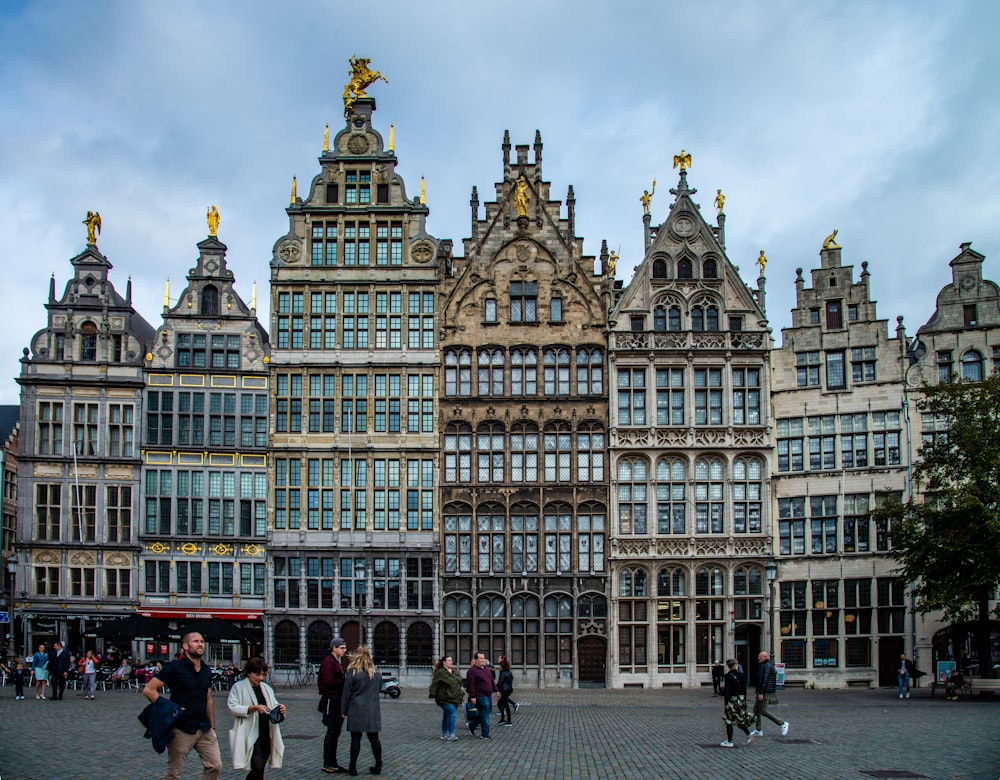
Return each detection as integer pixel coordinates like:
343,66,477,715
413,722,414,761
143,632,222,779
750,651,789,741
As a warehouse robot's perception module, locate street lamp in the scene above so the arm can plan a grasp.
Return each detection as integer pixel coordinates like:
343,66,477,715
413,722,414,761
764,559,778,658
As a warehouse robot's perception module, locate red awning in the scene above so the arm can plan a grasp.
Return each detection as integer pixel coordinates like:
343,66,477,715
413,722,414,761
138,608,262,621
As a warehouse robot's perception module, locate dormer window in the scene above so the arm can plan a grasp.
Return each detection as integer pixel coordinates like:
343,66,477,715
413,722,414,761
80,321,97,361
825,300,842,329
202,285,220,316
677,259,693,279
703,259,718,279
345,170,371,204
510,281,537,323
652,259,667,279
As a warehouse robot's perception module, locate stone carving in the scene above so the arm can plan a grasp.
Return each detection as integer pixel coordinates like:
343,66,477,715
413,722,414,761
276,238,302,264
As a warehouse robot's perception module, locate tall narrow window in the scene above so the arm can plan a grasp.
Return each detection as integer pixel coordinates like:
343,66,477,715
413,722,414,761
80,322,98,361
510,281,537,322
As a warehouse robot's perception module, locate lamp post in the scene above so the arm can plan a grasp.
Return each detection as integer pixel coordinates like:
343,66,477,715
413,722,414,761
765,559,778,658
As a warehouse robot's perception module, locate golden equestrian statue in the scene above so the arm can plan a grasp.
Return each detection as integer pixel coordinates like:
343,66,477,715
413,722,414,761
83,211,102,244
207,205,220,237
714,189,725,214
673,149,692,171
640,179,656,214
343,56,388,115
822,229,840,250
756,250,767,274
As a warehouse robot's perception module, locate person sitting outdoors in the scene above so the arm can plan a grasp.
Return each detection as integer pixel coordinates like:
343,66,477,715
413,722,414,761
111,658,133,684
945,668,965,700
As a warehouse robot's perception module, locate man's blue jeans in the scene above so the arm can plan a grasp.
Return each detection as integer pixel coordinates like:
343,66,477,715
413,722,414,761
898,672,910,696
440,703,457,737
475,696,492,737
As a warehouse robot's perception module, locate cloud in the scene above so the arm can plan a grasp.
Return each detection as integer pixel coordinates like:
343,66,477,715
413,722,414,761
0,0,998,402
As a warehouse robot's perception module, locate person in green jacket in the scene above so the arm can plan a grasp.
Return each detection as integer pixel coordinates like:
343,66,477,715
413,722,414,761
428,656,465,741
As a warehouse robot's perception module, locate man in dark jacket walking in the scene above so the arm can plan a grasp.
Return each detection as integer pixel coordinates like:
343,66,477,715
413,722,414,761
711,660,725,695
318,637,349,773
751,651,788,739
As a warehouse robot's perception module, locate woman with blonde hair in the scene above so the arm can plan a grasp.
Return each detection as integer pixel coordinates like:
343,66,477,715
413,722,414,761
341,645,383,775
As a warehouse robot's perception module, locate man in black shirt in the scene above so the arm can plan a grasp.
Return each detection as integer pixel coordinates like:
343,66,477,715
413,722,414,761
143,632,222,779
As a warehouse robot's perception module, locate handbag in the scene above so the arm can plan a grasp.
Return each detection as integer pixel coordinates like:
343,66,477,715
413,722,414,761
268,706,285,724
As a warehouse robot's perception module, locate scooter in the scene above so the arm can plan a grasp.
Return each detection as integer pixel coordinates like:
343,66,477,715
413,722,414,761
379,672,401,698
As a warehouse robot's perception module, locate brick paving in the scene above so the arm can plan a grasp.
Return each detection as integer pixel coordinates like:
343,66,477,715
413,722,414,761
0,683,996,779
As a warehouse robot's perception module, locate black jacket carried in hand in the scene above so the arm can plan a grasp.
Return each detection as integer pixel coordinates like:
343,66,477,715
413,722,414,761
138,697,184,754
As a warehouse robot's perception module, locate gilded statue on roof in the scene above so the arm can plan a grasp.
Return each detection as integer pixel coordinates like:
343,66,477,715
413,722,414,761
822,229,840,250
640,180,656,214
83,211,102,244
673,150,692,171
207,205,220,237
343,56,388,115
514,175,530,217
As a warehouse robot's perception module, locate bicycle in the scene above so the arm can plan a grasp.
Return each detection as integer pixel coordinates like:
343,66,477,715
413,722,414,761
299,663,317,687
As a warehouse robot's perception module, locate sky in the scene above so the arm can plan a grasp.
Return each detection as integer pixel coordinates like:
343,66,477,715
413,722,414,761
1,0,998,404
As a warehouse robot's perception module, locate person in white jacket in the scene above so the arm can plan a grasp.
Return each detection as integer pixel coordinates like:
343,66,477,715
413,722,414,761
227,658,286,779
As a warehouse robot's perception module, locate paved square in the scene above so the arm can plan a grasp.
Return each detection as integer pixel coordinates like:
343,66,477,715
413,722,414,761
0,684,995,779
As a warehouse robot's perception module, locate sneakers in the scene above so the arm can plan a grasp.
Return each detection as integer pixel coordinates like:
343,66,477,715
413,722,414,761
440,735,450,740
905,692,910,699
719,740,734,748
780,722,790,736
466,722,476,736
480,735,491,740
899,694,904,699
746,731,755,744
513,702,519,713
750,729,763,737
447,735,458,741
501,722,513,727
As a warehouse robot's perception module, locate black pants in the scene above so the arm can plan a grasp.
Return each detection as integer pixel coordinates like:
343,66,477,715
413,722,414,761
246,733,271,780
323,711,344,767
497,692,512,722
51,674,66,700
349,731,382,772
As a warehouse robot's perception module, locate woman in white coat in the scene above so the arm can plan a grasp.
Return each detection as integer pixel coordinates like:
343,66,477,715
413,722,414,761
227,657,286,780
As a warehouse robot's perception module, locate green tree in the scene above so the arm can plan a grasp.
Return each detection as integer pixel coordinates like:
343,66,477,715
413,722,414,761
875,374,1000,677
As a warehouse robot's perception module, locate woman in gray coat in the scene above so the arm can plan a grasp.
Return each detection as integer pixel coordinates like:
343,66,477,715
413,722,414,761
340,645,383,776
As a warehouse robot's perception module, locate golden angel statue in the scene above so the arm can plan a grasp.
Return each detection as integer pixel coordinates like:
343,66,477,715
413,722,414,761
714,189,725,214
83,211,102,244
343,56,388,115
822,229,840,249
207,205,220,237
608,250,618,277
673,149,692,171
639,179,656,214
514,175,530,217
756,250,767,274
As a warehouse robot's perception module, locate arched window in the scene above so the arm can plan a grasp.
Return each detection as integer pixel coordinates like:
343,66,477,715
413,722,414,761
576,424,605,483
732,457,763,534
706,306,719,331
733,565,763,622
477,348,505,396
658,567,686,596
669,306,682,331
476,503,506,573
373,621,400,666
961,350,984,381
406,621,433,666
617,457,648,534
543,594,573,665
443,423,472,483
477,594,507,658
511,348,537,396
617,573,646,669
306,620,332,663
510,423,538,483
692,307,704,331
443,594,473,664
578,592,608,632
444,349,472,396
695,457,725,533
510,503,539,573
653,307,667,332
201,285,220,316
273,620,299,665
694,566,725,664
80,321,98,361
510,594,540,665
703,259,718,278
577,347,604,394
656,458,686,534
677,258,693,279
543,422,572,482
476,423,505,483
443,503,473,573
543,348,571,395
652,259,667,279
